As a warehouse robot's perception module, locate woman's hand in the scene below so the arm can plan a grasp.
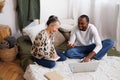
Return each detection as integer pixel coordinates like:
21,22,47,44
49,54,60,61
52,54,60,59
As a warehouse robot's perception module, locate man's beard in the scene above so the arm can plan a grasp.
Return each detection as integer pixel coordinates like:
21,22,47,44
79,27,87,31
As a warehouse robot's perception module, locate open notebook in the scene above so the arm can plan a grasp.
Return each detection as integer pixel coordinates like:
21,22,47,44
69,61,99,73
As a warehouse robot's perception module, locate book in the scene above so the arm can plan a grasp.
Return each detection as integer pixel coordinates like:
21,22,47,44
44,71,63,80
48,56,60,61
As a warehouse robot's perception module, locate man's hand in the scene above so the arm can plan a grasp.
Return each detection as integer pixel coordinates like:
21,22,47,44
81,57,90,62
67,44,75,49
81,51,96,62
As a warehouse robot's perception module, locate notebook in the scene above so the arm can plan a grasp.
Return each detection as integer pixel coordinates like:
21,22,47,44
69,61,99,73
48,56,60,61
44,71,63,80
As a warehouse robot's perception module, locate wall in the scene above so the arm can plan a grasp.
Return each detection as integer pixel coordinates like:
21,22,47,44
0,0,20,37
0,0,69,37
40,0,68,23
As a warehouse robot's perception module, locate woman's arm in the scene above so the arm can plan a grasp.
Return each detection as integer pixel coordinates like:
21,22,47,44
31,31,51,59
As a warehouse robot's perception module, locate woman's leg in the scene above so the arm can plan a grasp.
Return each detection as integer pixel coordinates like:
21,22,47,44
57,51,66,61
94,39,114,60
33,57,55,68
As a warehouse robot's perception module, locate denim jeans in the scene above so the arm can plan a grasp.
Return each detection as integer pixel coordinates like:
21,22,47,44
33,51,66,68
65,39,114,60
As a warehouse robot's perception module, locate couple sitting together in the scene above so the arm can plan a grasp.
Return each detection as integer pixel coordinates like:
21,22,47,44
31,15,114,68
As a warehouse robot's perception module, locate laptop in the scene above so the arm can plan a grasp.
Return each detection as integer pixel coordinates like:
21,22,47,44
69,61,99,73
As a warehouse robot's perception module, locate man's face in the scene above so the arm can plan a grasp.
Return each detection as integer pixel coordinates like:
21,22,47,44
78,18,89,31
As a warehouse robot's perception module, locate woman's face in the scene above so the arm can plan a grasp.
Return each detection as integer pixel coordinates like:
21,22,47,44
48,22,60,33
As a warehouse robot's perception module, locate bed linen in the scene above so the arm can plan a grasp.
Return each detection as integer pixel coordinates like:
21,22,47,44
24,56,120,80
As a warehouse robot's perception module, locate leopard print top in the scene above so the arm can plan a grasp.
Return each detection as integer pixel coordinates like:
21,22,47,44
31,30,56,60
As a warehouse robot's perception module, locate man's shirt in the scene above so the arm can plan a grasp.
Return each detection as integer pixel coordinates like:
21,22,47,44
69,24,102,54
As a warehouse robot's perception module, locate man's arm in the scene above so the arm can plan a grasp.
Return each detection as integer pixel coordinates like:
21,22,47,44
92,26,102,54
82,26,102,62
67,28,76,49
82,51,96,62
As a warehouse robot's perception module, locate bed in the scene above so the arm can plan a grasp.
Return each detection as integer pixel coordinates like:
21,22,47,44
24,56,120,80
17,19,120,80
17,36,120,80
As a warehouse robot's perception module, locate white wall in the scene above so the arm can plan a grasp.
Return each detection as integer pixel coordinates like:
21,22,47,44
0,0,20,38
40,0,69,23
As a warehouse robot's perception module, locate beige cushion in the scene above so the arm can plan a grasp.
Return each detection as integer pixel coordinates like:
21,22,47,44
54,31,65,47
59,29,70,41
58,19,76,41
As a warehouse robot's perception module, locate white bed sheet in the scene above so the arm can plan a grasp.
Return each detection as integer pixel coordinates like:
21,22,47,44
24,56,120,80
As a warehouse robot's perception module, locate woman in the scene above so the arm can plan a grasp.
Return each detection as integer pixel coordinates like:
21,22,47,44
31,15,66,68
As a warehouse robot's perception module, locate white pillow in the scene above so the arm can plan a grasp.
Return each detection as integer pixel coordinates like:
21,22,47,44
59,19,76,32
22,23,46,43
59,24,74,32
60,19,76,26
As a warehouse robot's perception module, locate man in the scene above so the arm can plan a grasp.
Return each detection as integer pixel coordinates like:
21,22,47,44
65,15,114,62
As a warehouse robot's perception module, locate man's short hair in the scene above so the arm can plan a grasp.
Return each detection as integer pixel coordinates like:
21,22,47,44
78,15,89,22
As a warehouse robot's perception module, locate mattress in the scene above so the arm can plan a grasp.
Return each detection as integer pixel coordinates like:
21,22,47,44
24,56,120,80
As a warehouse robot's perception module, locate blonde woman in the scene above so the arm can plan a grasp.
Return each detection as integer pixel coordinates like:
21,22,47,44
31,15,66,68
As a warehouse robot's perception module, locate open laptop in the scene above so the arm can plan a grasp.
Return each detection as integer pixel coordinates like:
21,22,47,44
69,61,99,73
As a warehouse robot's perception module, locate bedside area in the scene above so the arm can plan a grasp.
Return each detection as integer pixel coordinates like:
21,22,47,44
0,24,24,80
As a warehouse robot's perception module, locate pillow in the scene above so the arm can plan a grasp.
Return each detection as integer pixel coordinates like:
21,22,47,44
54,31,65,47
60,19,76,26
22,23,46,43
59,19,76,32
59,24,74,32
61,32,70,41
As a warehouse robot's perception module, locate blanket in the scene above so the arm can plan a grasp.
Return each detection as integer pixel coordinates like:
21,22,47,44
24,56,120,80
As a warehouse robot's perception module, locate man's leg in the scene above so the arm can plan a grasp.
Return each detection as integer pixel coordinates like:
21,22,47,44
65,46,91,59
94,39,114,60
33,57,55,68
57,51,66,61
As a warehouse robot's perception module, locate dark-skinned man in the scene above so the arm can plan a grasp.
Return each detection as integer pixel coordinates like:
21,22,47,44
65,15,114,62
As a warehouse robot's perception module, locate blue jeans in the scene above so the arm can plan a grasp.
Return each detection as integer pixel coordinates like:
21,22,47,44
65,39,114,60
33,51,66,68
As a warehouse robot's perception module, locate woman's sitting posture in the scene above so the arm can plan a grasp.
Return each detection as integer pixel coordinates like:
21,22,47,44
31,15,66,68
